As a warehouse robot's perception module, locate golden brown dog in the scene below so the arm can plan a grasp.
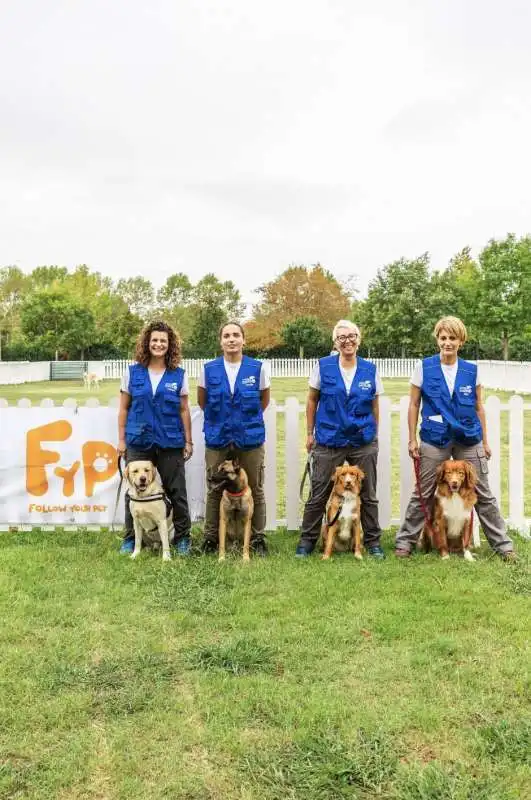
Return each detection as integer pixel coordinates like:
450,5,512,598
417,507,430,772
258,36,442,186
420,459,477,562
320,463,365,560
125,460,174,561
211,457,254,562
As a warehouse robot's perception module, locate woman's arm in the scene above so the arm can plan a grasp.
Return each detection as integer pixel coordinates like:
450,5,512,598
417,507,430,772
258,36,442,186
372,396,379,430
305,388,320,452
197,386,206,410
407,385,422,459
260,387,270,411
180,395,193,460
475,385,491,458
117,392,132,456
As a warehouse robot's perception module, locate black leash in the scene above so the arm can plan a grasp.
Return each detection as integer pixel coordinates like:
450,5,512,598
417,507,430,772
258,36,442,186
111,454,125,533
299,452,314,502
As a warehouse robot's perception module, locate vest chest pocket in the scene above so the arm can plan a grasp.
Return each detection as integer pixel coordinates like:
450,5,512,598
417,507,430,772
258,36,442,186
163,393,180,414
241,391,260,414
208,391,222,414
320,375,336,413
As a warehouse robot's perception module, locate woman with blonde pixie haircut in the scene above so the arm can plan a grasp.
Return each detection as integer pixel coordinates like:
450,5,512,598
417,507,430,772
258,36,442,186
395,315,516,560
295,319,385,558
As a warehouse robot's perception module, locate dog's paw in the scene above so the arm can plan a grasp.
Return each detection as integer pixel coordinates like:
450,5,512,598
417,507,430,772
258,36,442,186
218,555,226,563
162,551,172,562
321,554,331,560
243,554,251,563
464,550,476,562
441,553,450,560
354,552,363,560
130,550,141,560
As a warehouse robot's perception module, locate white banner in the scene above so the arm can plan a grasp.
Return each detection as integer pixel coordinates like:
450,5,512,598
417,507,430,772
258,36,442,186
0,407,206,526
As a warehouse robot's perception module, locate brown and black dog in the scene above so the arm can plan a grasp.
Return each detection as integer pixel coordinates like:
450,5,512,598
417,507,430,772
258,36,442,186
211,457,254,562
419,459,478,562
320,463,365,560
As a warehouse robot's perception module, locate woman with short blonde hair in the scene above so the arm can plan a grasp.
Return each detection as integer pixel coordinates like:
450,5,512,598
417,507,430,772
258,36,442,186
395,315,515,560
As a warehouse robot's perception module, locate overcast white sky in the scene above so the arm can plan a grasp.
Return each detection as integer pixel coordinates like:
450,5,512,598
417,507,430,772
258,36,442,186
1,0,530,309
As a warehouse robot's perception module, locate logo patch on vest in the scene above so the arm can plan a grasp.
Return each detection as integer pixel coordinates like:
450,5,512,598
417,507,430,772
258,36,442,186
458,385,473,396
242,376,256,386
358,380,372,391
164,382,178,392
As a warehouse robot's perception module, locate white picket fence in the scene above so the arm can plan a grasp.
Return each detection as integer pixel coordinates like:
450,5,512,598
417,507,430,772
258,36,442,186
1,358,531,392
94,357,531,392
1,395,529,535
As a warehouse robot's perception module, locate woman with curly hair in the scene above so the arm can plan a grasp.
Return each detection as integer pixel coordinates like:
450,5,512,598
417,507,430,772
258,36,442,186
117,320,193,555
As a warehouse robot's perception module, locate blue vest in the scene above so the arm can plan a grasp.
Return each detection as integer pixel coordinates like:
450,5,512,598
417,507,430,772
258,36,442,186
315,355,377,448
420,355,482,447
125,363,185,449
203,356,265,450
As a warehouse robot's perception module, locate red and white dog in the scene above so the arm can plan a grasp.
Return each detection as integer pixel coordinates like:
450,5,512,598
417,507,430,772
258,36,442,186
420,459,478,562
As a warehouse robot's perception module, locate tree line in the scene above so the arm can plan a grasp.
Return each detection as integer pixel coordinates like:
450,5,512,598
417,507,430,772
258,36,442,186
1,233,530,361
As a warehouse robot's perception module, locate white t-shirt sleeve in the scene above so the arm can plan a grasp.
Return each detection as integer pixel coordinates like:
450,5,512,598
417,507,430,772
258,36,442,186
309,363,321,391
180,372,189,396
475,364,482,386
410,360,423,388
260,361,271,390
197,366,206,389
375,368,384,395
120,367,131,393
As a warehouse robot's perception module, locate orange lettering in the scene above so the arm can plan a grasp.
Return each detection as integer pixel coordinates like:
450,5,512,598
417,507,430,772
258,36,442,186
82,442,118,497
26,421,72,496
54,463,81,496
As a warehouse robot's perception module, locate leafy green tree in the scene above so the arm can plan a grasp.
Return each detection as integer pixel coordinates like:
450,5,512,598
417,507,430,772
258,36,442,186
281,315,328,358
0,266,29,359
115,276,155,320
358,255,433,357
20,286,96,360
476,234,531,359
188,274,244,357
29,265,69,288
156,273,195,347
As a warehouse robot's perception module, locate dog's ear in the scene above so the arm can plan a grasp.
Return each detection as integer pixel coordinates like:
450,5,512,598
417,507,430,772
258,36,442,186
354,466,365,484
232,457,240,470
464,461,477,487
436,463,446,482
124,464,130,482
148,464,156,483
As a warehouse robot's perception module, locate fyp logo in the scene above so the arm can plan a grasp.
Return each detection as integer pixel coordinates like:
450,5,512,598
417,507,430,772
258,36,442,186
26,420,118,497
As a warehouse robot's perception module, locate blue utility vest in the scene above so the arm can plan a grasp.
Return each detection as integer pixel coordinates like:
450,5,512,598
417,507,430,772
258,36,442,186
125,363,185,449
420,355,482,447
315,355,377,448
203,356,265,450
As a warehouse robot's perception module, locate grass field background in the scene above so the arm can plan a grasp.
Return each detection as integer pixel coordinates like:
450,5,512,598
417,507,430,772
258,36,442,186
1,378,530,518
0,379,530,798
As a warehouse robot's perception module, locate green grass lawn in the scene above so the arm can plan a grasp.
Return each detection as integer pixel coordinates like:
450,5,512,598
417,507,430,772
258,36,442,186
1,380,530,797
1,378,531,519
0,530,529,799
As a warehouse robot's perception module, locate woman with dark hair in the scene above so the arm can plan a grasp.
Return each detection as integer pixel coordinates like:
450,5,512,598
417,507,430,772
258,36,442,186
117,320,193,555
197,321,271,556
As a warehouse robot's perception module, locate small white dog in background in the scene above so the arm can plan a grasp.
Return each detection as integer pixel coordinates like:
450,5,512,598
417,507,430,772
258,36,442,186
83,371,101,390
125,460,175,561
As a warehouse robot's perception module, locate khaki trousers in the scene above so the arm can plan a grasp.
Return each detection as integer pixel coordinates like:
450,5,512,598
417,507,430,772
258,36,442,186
203,445,266,544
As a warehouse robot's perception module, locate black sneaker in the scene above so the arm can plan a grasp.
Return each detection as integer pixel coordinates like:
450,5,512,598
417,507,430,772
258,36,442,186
251,539,268,557
201,539,218,554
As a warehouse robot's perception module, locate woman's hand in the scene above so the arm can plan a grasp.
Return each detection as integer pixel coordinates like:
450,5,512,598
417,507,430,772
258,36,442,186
483,442,492,459
184,442,194,461
117,439,126,457
306,433,315,453
408,438,420,459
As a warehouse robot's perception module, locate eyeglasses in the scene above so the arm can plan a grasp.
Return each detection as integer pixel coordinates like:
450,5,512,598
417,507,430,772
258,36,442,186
335,334,359,343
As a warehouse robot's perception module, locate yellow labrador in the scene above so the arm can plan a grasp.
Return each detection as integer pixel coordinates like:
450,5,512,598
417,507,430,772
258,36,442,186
125,460,174,561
